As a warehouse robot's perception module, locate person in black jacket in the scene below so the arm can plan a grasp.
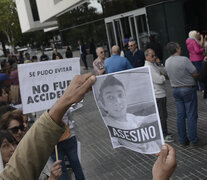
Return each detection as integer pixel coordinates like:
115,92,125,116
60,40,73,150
65,46,73,58
78,40,88,70
125,39,145,68
52,48,63,60
40,49,49,61
198,58,207,101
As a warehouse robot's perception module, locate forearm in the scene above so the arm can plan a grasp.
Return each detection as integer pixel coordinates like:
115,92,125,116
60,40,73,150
49,93,73,125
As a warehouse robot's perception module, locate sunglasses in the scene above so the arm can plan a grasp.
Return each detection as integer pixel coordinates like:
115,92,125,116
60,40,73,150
150,55,156,58
128,44,136,47
8,125,25,134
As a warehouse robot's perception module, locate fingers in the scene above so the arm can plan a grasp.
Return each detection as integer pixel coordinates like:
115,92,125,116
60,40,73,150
159,144,168,163
51,160,62,177
53,160,62,167
81,72,94,82
51,160,62,170
166,144,176,162
81,74,96,92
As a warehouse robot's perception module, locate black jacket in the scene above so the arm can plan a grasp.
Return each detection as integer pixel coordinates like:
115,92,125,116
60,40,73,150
198,60,207,98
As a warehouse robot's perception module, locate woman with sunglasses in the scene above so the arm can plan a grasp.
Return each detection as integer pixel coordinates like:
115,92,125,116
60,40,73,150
0,111,24,143
0,130,16,172
0,111,62,179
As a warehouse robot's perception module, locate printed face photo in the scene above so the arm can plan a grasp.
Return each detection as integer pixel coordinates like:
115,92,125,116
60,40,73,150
101,85,127,120
92,67,164,154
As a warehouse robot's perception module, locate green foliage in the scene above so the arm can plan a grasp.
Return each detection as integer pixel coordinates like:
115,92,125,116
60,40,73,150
0,0,22,47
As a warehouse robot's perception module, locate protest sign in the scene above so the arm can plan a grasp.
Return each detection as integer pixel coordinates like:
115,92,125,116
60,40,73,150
18,58,80,114
92,67,164,154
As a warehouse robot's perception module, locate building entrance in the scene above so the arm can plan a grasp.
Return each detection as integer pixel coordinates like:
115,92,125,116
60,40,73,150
104,8,150,51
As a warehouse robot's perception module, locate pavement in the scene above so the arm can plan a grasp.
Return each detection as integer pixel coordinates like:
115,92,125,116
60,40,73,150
70,57,207,179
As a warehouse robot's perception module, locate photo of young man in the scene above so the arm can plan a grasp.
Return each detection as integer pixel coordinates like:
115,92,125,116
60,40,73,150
93,67,164,154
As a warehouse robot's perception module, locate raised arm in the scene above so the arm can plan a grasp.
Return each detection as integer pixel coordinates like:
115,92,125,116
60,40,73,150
49,73,96,124
0,73,96,180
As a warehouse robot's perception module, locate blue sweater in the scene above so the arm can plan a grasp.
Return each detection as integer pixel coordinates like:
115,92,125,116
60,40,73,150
104,55,133,74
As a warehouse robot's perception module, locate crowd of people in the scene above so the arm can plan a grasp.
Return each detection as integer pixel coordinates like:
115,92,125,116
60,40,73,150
0,30,207,179
92,32,207,148
0,72,176,179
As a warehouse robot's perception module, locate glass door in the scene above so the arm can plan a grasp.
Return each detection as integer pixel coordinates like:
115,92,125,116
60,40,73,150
129,16,137,41
105,22,116,49
114,19,124,49
105,8,149,51
134,14,150,50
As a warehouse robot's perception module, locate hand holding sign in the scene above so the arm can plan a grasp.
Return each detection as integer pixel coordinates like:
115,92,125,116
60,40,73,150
49,73,96,124
152,144,176,180
62,73,96,105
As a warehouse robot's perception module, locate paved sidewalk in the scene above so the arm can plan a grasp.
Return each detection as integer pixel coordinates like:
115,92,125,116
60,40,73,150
72,66,207,180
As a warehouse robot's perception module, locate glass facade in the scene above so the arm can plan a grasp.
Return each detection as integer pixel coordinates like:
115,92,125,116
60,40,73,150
59,0,207,59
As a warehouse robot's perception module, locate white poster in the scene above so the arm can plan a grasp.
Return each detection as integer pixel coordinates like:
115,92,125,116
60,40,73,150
92,67,164,154
18,58,80,114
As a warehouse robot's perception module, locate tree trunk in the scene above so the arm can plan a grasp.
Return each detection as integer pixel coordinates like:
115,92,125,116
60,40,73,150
1,41,7,57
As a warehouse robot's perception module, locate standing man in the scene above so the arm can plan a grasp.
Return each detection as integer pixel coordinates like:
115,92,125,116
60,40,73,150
93,47,106,75
165,42,199,147
78,40,88,70
125,39,145,68
104,45,132,74
144,49,174,143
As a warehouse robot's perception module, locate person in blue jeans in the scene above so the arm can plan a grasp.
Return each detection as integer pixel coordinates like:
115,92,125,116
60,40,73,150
172,87,198,144
165,42,199,146
51,108,85,180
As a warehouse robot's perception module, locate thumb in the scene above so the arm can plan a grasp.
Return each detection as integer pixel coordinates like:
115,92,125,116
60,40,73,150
159,144,168,163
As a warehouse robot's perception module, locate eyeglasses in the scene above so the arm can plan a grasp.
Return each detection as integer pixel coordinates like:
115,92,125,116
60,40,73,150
149,55,156,58
8,125,24,134
128,44,136,47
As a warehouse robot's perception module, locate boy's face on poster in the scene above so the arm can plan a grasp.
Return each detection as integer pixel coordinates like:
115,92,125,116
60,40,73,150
102,85,127,119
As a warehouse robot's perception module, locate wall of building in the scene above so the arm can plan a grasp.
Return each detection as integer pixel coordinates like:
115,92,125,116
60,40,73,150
146,0,188,61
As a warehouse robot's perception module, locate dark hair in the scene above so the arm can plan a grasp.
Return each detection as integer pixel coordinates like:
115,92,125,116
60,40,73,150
166,42,180,55
99,75,125,105
144,48,154,57
0,105,16,119
0,111,23,130
56,54,63,59
0,130,16,147
32,56,37,60
128,38,137,44
0,87,3,96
